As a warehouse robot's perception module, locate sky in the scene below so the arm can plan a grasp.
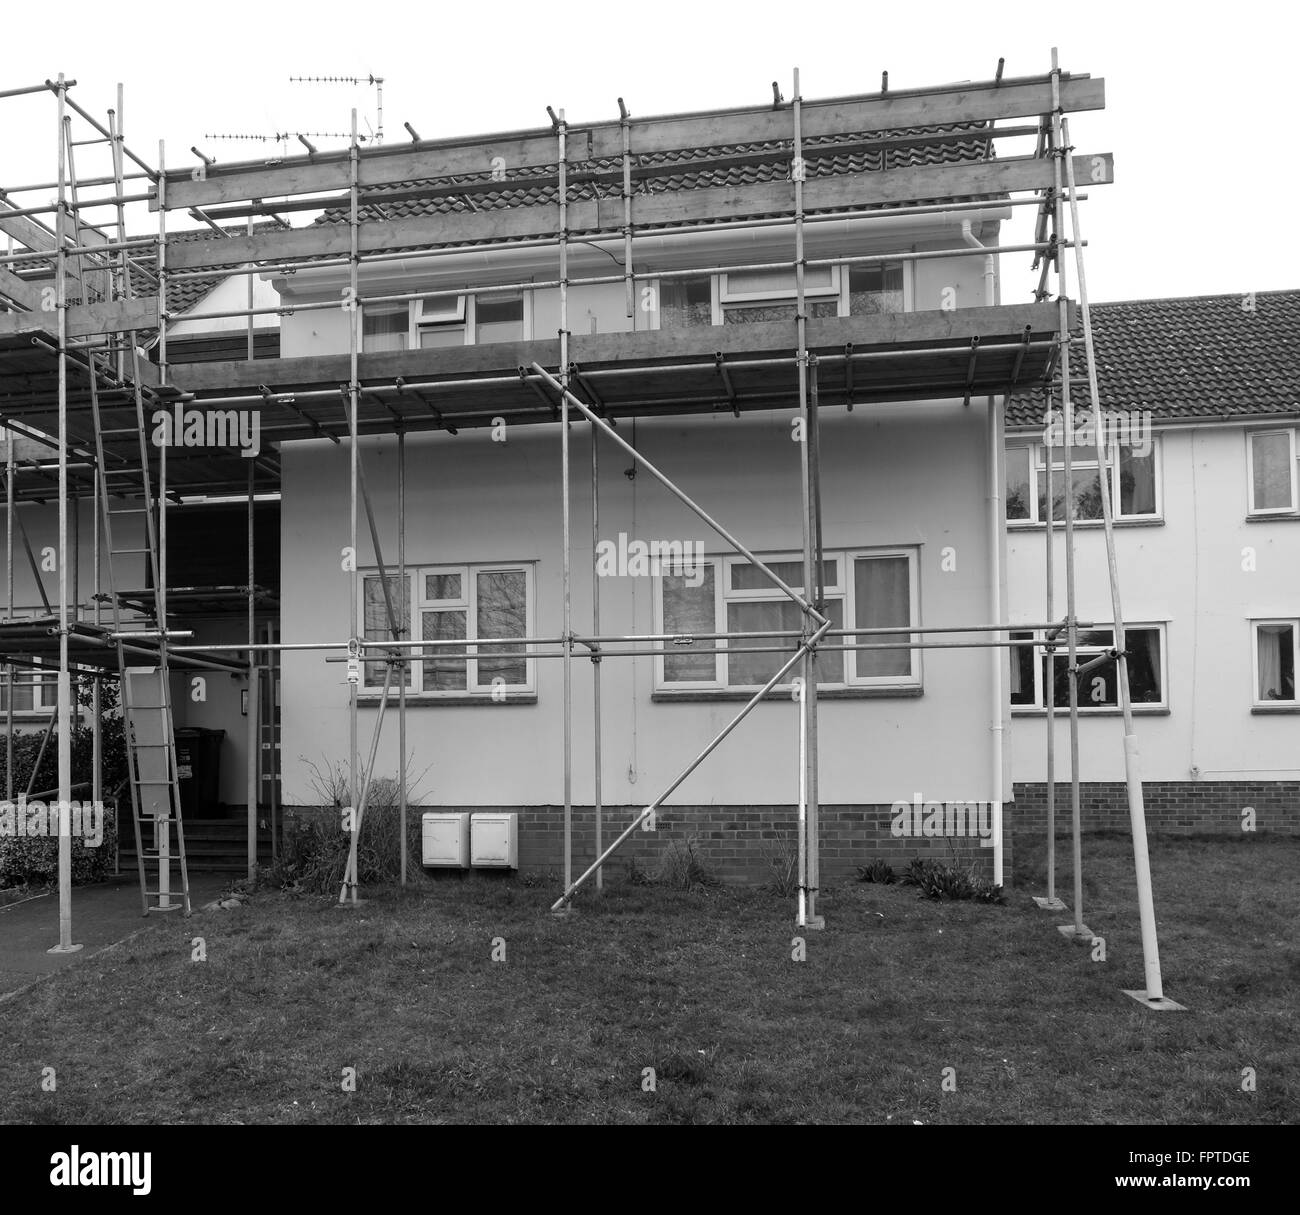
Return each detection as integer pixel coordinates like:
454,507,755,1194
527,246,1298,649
3,0,1296,303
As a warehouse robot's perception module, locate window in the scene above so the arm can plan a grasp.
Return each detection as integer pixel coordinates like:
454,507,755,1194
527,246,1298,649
415,294,467,348
847,263,905,315
655,549,919,692
1008,624,1166,711
0,664,58,715
720,266,839,325
659,276,713,331
1247,430,1298,515
361,304,408,353
1253,620,1297,706
474,296,525,344
360,563,534,698
1005,440,1160,524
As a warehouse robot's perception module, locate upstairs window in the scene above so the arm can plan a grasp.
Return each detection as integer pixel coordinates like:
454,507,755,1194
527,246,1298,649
474,296,525,344
361,304,408,353
719,266,839,325
848,263,905,315
659,276,713,330
1005,439,1160,525
1247,430,1298,515
415,295,467,348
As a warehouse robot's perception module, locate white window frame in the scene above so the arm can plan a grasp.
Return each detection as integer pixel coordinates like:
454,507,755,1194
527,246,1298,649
471,292,531,344
1251,618,1299,707
0,658,59,717
1005,438,1163,526
1246,428,1298,516
1008,622,1168,713
839,259,913,315
359,562,536,699
652,547,921,692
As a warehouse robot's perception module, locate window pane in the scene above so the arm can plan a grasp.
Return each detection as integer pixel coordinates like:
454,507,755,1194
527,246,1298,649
1251,433,1294,510
419,326,464,349
1005,447,1031,520
1009,632,1035,704
422,610,466,691
425,572,461,602
730,560,835,594
476,569,527,686
662,566,716,682
1258,623,1296,701
853,557,912,678
727,267,833,295
362,308,407,353
0,671,35,712
363,575,411,687
728,599,843,687
1119,447,1156,515
1039,466,1104,521
723,300,835,325
849,263,904,315
476,297,524,344
659,277,712,330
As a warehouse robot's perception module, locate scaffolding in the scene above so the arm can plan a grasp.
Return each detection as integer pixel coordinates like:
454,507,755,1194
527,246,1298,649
0,54,1180,1006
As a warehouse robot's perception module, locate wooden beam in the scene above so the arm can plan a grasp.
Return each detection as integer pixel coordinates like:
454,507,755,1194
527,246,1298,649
159,75,1106,212
0,266,45,312
171,303,1066,394
0,295,159,338
169,153,1113,273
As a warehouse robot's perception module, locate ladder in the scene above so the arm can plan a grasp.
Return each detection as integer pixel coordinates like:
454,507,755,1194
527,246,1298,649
87,338,191,915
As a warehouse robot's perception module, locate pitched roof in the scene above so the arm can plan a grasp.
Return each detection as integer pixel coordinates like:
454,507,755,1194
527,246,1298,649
1006,289,1300,427
314,122,994,228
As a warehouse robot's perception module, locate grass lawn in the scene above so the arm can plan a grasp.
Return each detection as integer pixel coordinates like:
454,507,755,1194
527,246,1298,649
1,834,1296,1124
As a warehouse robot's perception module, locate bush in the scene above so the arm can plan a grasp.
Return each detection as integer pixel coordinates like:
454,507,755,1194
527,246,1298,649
263,756,432,895
856,858,896,885
655,835,720,892
900,857,1003,903
0,802,119,888
759,832,799,897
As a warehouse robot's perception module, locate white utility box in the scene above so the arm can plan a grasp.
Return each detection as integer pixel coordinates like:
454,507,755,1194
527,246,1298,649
421,812,471,868
470,813,518,869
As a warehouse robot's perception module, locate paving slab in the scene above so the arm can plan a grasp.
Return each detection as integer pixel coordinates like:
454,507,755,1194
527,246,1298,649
0,873,231,1000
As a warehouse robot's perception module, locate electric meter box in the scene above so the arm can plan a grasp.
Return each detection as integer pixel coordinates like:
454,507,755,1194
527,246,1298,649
421,812,471,868
470,813,518,869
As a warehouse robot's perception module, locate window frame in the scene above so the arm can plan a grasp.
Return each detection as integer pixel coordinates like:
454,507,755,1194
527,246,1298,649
1005,437,1163,526
652,547,921,694
0,659,59,717
1251,617,1299,707
359,561,536,700
1008,622,1169,714
1245,428,1298,517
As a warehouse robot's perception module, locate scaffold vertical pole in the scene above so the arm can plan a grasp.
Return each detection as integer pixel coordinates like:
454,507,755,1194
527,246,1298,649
51,72,80,954
398,430,407,886
557,108,574,905
1062,110,1175,1008
347,107,361,901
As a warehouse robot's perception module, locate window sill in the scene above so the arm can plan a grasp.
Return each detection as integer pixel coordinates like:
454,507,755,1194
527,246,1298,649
1011,706,1169,717
652,685,923,703
1245,512,1300,523
357,695,537,708
1251,704,1300,714
1007,517,1164,531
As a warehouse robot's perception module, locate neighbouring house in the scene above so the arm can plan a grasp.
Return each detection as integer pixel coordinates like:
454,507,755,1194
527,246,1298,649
1004,290,1300,837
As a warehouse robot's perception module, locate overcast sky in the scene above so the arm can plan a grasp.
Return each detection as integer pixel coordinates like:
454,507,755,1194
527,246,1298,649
4,0,1295,303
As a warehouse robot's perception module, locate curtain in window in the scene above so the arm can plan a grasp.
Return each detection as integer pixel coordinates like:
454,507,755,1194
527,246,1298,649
662,568,716,682
1125,628,1162,702
1119,449,1156,515
1252,434,1293,510
1258,624,1294,700
854,557,910,678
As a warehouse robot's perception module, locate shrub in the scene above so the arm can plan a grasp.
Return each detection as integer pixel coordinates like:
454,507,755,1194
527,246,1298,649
900,857,1003,903
655,835,720,892
759,832,799,897
856,858,896,885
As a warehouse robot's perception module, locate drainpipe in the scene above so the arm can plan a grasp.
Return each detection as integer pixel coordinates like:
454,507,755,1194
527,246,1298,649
963,219,1005,885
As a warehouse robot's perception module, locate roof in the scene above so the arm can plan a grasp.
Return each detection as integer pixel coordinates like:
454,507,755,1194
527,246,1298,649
1006,289,1300,427
314,122,995,228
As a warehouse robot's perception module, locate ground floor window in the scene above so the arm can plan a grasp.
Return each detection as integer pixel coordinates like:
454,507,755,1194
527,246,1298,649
654,548,920,693
360,563,534,699
1253,619,1297,705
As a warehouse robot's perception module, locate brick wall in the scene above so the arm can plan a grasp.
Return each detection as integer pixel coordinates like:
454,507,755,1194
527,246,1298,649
1009,781,1300,836
417,803,1008,887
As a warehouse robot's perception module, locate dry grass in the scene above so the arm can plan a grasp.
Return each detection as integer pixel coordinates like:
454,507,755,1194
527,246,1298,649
0,834,1296,1124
